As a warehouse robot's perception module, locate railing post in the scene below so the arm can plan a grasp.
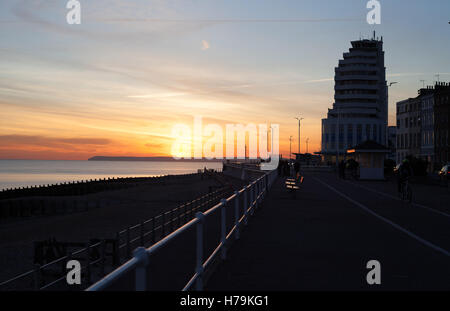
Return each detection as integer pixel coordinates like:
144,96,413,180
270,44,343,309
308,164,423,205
195,212,205,291
265,174,269,194
140,221,144,246
220,199,227,260
234,191,240,240
115,232,121,265
162,213,166,237
250,183,255,215
126,227,131,257
254,182,258,210
33,264,41,291
100,240,106,276
243,187,248,225
259,179,263,202
152,217,156,243
85,242,91,284
134,247,149,291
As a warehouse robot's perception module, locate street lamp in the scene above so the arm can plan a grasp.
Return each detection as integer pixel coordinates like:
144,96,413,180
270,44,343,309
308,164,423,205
295,117,304,155
306,138,309,154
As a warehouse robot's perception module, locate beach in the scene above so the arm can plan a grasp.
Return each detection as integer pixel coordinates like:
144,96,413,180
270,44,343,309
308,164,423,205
0,164,245,288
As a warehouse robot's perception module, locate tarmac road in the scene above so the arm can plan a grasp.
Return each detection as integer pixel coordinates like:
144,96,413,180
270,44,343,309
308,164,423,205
206,172,450,291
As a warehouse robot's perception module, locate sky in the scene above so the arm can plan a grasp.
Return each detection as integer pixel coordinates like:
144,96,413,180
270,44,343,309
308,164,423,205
0,0,449,160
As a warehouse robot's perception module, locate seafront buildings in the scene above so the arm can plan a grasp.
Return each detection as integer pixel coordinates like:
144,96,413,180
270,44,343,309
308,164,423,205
321,34,388,163
396,96,422,164
396,82,450,170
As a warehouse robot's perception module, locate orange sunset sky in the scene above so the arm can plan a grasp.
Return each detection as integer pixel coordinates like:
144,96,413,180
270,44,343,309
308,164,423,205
1,1,449,160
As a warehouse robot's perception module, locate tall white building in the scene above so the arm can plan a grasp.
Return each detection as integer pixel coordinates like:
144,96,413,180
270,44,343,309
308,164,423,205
321,34,388,162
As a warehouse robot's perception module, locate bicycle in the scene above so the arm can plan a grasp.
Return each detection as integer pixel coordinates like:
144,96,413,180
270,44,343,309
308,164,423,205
399,177,412,203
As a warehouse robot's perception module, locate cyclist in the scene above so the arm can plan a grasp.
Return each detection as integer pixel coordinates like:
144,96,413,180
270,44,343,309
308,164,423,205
398,159,413,193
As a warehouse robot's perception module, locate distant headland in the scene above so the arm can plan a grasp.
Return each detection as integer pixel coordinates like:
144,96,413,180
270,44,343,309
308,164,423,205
88,156,223,162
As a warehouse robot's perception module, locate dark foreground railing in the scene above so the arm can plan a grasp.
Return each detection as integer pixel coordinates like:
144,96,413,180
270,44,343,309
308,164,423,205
87,169,278,291
0,186,231,291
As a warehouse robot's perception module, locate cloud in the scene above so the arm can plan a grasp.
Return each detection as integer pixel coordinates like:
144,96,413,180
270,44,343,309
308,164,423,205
127,92,187,99
0,135,112,148
201,40,210,51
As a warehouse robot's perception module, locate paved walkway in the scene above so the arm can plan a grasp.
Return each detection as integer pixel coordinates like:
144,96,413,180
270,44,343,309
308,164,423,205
206,172,450,291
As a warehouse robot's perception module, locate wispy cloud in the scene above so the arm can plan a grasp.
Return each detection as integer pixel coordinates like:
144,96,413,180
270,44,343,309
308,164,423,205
201,40,210,50
127,92,187,99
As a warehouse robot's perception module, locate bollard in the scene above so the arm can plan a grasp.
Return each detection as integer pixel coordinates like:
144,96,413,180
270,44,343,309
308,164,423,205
220,199,227,260
195,212,205,291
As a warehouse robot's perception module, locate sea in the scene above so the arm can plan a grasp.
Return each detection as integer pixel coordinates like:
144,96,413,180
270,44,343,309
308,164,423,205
0,160,223,190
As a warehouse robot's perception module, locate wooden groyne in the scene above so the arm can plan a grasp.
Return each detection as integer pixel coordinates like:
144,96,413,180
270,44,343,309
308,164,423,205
0,171,220,220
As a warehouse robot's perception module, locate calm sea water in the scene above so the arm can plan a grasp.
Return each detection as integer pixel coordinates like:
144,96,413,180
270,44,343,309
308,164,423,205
0,160,223,190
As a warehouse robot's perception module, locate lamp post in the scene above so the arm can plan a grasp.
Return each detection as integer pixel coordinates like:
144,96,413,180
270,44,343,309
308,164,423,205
295,117,304,155
289,136,293,162
306,138,309,154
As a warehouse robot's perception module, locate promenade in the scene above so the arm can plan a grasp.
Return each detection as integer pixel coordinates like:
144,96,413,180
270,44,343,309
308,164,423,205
206,172,450,291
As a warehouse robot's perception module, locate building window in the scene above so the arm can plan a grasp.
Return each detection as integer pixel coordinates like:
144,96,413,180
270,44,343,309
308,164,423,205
357,124,362,144
330,124,336,149
347,124,353,146
373,124,377,142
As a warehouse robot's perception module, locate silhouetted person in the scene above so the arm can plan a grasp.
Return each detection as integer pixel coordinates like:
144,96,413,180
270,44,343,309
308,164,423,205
398,159,413,192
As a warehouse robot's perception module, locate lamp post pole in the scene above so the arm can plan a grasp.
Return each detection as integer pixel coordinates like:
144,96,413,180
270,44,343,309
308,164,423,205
295,117,304,161
289,136,293,162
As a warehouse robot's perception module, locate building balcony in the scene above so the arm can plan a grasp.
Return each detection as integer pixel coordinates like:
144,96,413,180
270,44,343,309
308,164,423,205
335,84,379,91
333,102,380,111
335,75,379,81
339,58,377,65
335,94,379,100
335,66,379,73
343,51,377,58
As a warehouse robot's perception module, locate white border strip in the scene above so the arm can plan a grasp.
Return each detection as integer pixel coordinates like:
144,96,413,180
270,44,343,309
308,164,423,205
312,177,450,257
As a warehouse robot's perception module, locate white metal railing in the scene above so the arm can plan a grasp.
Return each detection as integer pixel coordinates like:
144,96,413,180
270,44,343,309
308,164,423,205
87,169,278,291
0,186,231,291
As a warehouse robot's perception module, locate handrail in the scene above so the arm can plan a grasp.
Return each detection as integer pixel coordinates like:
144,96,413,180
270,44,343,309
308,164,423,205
87,169,278,291
0,185,231,290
